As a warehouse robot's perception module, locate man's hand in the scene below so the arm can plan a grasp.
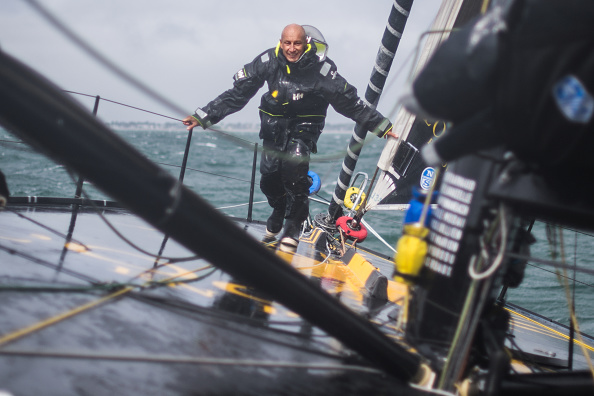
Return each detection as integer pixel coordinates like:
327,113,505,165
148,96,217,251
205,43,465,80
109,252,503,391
382,123,398,139
384,129,398,139
182,115,200,131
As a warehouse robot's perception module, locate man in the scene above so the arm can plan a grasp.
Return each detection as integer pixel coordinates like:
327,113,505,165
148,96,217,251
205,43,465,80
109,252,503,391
183,24,393,252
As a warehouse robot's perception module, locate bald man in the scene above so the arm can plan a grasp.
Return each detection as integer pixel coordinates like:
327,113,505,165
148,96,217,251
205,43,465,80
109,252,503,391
183,24,392,252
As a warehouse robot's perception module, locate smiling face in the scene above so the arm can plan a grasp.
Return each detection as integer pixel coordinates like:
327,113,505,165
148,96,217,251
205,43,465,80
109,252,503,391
280,24,306,63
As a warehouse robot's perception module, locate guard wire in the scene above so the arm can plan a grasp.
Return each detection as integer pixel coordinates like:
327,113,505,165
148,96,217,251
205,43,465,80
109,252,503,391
0,348,383,375
66,170,200,263
3,206,90,250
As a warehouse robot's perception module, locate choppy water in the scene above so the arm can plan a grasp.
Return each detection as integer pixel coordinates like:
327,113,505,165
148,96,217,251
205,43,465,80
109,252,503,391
1,126,593,334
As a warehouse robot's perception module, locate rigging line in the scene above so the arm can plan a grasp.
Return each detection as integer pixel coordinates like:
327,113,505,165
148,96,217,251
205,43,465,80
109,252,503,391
161,255,208,264
145,266,217,287
64,89,265,152
129,295,348,358
67,172,198,263
25,1,264,159
525,263,594,289
311,194,330,204
3,207,90,250
541,220,594,239
507,252,594,277
203,125,259,146
154,162,253,184
0,285,133,348
23,0,188,122
0,349,383,374
124,261,212,284
63,90,182,122
0,284,129,293
215,200,267,210
571,231,578,370
0,265,215,348
237,133,374,165
361,218,396,254
509,309,594,354
65,90,260,149
556,229,594,377
0,275,86,285
211,125,374,159
0,243,99,285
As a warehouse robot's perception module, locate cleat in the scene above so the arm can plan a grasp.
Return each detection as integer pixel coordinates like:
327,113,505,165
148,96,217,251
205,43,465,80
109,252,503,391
313,213,338,233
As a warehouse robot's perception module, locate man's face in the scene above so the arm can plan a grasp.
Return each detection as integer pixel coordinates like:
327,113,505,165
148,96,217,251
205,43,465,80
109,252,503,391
280,27,306,63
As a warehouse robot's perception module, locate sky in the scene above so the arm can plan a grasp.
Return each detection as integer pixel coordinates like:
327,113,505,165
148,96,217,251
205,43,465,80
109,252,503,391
0,0,442,126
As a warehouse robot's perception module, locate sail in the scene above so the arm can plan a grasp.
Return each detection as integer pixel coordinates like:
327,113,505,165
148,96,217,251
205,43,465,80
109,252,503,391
368,0,483,211
324,0,415,222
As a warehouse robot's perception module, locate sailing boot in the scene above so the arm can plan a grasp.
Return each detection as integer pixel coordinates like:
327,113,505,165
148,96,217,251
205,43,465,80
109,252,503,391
262,204,285,244
278,217,302,253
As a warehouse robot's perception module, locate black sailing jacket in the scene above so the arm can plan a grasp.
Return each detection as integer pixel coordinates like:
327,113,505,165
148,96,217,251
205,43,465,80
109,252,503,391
195,42,388,150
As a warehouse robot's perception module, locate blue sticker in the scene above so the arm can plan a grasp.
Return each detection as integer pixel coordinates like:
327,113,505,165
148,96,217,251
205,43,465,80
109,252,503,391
552,75,594,124
420,167,435,190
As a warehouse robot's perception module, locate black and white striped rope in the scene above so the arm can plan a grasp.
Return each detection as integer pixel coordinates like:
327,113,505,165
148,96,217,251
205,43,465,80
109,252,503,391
327,0,414,220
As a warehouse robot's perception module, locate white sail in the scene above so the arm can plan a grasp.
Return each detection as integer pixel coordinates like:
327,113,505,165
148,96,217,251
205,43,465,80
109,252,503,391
367,0,468,211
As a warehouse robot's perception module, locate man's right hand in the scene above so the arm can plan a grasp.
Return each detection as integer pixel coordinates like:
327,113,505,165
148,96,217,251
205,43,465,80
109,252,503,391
182,115,200,131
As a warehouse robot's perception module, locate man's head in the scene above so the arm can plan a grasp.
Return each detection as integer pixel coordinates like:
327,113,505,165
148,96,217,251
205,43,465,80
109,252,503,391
280,24,307,63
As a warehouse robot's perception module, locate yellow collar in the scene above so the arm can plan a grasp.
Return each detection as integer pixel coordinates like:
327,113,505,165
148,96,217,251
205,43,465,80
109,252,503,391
275,42,312,59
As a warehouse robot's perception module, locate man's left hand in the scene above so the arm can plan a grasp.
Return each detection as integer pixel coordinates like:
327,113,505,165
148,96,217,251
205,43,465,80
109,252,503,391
384,129,398,139
182,115,200,131
383,123,398,139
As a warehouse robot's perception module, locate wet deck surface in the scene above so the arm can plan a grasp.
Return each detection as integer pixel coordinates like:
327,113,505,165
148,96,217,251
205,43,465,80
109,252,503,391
0,204,414,395
1,203,593,395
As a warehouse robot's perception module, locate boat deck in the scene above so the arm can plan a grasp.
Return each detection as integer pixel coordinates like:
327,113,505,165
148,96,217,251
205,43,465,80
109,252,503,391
0,202,592,395
0,203,415,395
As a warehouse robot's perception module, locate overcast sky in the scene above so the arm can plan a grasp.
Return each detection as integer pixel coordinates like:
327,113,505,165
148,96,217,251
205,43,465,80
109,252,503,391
0,0,442,125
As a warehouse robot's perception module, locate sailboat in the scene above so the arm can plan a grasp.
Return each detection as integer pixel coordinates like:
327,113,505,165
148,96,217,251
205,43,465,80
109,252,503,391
1,0,593,395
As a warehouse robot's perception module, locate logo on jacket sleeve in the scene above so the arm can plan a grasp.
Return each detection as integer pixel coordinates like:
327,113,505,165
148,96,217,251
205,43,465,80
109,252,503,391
234,68,247,82
553,75,593,123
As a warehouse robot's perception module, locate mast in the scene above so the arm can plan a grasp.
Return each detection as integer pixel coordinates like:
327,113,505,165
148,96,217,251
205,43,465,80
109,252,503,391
326,0,415,222
368,0,483,211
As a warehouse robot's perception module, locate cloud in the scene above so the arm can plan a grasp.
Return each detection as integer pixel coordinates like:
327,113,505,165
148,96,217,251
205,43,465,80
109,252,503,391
0,0,441,124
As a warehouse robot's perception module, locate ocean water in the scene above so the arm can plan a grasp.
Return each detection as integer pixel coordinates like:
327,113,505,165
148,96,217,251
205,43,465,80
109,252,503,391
1,126,593,335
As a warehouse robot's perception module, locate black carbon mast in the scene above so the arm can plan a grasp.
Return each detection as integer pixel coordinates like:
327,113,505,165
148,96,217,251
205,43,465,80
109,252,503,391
325,0,415,222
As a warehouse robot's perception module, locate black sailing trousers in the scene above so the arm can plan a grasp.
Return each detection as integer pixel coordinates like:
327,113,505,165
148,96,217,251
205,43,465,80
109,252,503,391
259,138,312,239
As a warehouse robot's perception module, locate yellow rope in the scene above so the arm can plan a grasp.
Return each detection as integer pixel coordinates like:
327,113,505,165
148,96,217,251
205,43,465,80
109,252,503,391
0,286,133,348
0,264,212,348
507,309,594,354
556,228,594,378
480,0,490,14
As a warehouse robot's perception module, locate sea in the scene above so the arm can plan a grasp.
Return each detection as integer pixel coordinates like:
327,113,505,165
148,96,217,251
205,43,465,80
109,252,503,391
1,125,593,335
